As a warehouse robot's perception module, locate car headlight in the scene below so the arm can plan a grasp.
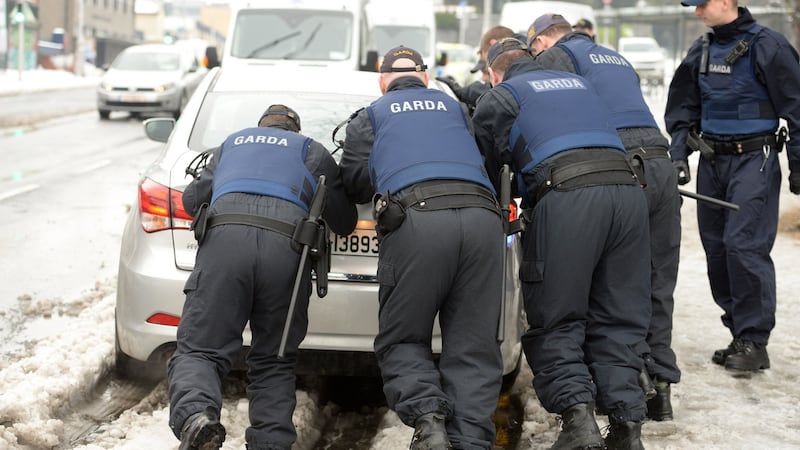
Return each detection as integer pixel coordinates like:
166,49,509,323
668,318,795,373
154,83,176,93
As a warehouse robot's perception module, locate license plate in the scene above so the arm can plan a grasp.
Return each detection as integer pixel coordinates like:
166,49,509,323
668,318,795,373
120,94,146,102
331,227,379,256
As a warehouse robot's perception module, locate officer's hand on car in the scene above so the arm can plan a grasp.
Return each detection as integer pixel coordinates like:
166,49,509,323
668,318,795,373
435,75,465,102
790,172,800,195
673,160,691,185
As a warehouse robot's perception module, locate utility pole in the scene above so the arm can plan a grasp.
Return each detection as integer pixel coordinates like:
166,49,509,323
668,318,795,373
483,0,492,37
14,2,24,81
74,0,85,76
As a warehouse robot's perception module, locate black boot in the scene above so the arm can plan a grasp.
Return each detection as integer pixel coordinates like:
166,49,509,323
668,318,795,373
724,340,770,372
646,381,673,421
179,406,226,450
409,412,453,450
549,402,605,450
712,338,741,365
638,368,656,400
604,421,644,450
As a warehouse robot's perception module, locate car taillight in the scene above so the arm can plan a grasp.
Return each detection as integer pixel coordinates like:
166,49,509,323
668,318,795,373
138,178,193,232
509,200,518,221
146,312,180,327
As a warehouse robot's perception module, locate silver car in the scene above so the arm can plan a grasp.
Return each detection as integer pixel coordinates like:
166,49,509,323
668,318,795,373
115,65,526,385
97,43,207,120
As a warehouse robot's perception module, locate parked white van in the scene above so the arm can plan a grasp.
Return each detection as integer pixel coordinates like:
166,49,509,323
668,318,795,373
500,1,596,36
222,0,375,71
364,0,437,73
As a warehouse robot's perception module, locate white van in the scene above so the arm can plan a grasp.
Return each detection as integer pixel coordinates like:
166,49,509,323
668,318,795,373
500,1,596,36
364,0,437,72
222,0,375,71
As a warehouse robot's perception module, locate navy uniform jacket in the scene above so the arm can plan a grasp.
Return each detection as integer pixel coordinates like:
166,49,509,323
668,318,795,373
182,124,357,236
664,7,800,172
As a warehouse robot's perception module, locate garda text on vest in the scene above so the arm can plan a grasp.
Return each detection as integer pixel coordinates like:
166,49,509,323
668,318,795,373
390,99,448,113
528,77,587,92
233,134,290,146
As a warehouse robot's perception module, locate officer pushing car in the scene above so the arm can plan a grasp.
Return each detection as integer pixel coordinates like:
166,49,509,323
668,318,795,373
166,104,356,450
473,39,652,450
339,45,506,450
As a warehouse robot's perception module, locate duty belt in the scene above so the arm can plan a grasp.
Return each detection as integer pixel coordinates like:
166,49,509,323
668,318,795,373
207,213,295,238
536,157,637,204
702,134,777,155
627,146,670,160
397,180,500,214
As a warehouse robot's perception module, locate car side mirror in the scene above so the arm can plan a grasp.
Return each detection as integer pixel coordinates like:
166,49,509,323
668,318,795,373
144,118,176,143
205,46,220,69
363,50,379,72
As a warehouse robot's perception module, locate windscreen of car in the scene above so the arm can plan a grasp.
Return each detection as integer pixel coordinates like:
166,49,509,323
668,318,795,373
231,9,353,61
112,51,181,71
372,26,430,57
189,92,376,159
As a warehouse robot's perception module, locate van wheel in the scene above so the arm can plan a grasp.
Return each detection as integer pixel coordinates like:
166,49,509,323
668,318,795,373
99,110,110,120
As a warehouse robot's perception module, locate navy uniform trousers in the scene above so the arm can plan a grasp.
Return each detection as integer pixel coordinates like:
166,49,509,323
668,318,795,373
640,155,682,384
521,184,652,424
696,150,780,346
168,195,311,450
374,205,504,450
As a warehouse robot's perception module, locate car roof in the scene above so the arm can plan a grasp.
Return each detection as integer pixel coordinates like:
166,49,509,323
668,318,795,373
209,66,383,97
123,44,186,54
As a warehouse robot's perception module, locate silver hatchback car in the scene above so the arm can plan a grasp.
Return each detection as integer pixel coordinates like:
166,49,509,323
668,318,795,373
97,43,207,120
115,65,526,385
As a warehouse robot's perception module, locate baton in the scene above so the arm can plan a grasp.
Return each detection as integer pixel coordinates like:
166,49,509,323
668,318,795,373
278,175,327,359
678,188,739,211
497,165,512,343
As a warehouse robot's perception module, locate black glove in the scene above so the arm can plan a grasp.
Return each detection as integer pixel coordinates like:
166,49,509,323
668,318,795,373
435,76,465,102
673,160,691,185
790,172,800,195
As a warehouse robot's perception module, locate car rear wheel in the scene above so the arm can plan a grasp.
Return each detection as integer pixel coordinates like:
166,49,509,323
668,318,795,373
114,324,168,382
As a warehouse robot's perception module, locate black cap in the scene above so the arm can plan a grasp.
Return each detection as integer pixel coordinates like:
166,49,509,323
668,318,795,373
470,59,486,74
259,104,301,130
379,46,428,73
573,18,594,30
486,37,529,67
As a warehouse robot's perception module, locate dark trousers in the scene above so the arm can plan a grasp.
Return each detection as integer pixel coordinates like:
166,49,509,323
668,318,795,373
167,223,310,450
520,185,651,423
374,206,504,450
696,150,780,345
641,157,682,383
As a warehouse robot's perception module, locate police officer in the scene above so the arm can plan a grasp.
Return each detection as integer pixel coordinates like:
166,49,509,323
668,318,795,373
529,13,682,421
665,0,800,372
339,46,505,450
167,105,357,450
474,39,651,450
436,25,516,112
572,18,595,41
